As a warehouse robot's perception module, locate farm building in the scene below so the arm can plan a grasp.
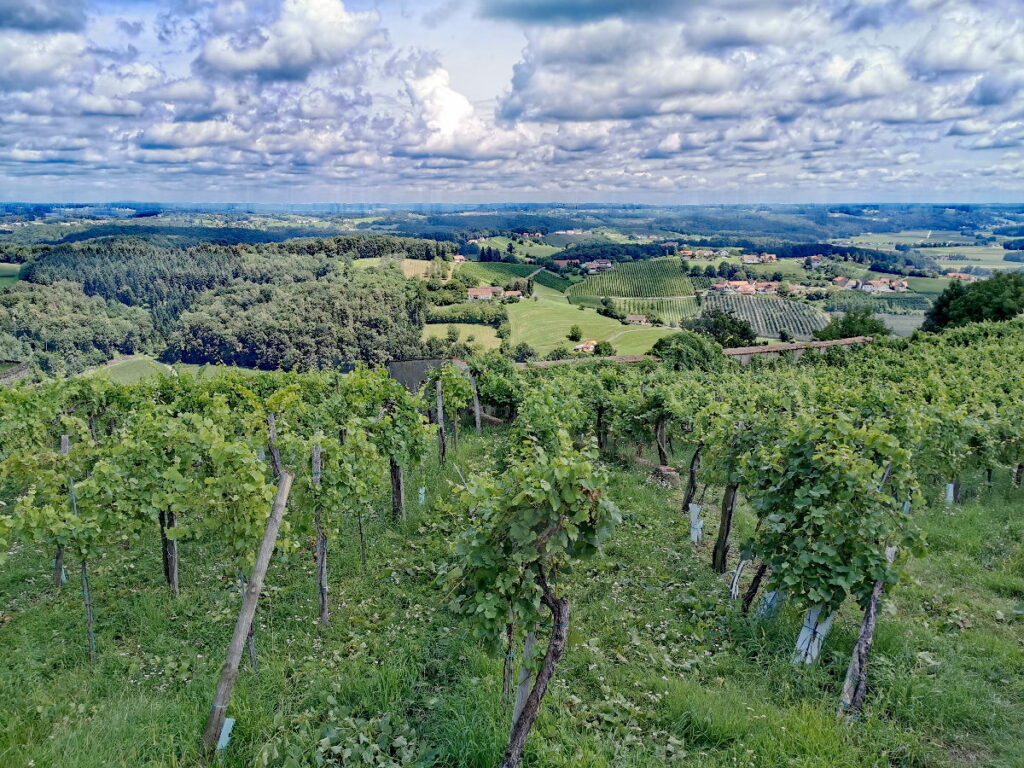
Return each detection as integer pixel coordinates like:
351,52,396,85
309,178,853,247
573,340,597,353
626,314,650,325
947,272,978,282
468,286,505,300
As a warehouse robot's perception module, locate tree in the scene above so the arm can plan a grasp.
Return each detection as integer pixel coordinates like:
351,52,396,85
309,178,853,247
650,331,726,372
593,340,615,356
447,430,620,768
683,309,756,348
814,308,890,340
923,273,1024,332
567,325,582,342
511,342,536,362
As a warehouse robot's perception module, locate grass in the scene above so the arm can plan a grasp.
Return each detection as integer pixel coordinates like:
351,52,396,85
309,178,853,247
2,426,1023,767
423,323,501,350
474,237,563,260
567,258,695,299
459,262,536,285
508,292,673,355
353,258,439,280
86,355,174,384
907,277,952,297
0,262,20,287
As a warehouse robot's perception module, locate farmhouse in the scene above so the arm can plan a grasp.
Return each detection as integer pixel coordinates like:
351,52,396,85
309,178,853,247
452,254,466,263
712,280,779,295
860,278,910,294
805,255,825,269
626,314,650,325
947,272,978,283
553,258,580,269
832,276,861,290
573,340,597,353
503,290,523,299
581,259,614,274
741,254,760,265
680,250,695,258
467,286,505,300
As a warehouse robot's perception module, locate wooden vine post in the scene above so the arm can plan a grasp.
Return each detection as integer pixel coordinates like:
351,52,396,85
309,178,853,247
471,373,482,435
53,434,70,589
436,379,447,465
389,458,405,521
839,546,897,718
200,470,294,760
312,444,328,625
712,481,738,573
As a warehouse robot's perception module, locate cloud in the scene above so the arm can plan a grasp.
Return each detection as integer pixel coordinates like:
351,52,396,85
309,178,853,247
0,0,86,31
0,30,89,90
139,120,248,149
198,0,380,81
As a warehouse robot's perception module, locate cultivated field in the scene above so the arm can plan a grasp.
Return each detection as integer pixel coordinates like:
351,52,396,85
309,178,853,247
473,236,562,259
612,297,699,327
567,258,695,299
703,293,830,340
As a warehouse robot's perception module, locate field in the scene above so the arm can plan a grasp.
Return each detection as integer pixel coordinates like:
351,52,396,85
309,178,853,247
532,269,571,292
702,294,830,340
458,262,536,284
86,355,175,384
821,291,932,314
2,431,1024,767
746,259,807,278
567,258,695,299
612,297,699,327
422,323,500,350
876,312,926,336
352,258,439,279
507,292,672,355
907,277,952,296
927,246,1019,271
473,236,563,259
0,262,20,287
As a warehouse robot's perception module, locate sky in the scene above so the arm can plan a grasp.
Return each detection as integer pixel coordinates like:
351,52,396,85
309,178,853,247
1,0,1023,204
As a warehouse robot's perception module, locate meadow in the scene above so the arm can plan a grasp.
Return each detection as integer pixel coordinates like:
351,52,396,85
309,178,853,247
422,323,501,350
507,288,672,355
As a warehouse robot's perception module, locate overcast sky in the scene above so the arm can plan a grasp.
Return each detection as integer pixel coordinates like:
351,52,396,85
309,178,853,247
1,0,1023,204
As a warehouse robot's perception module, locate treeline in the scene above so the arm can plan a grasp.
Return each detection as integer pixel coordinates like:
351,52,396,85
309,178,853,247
164,270,425,371
541,242,673,264
0,281,155,375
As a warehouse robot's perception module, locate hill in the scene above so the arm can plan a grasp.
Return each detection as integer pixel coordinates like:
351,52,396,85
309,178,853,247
567,258,695,298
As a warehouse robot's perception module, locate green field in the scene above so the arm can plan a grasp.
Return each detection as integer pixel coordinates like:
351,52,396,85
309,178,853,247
423,323,500,350
459,262,536,285
567,258,694,299
86,355,174,384
842,230,976,248
907,276,952,296
507,293,672,355
928,246,1019,271
352,257,441,279
747,259,807,278
702,294,830,341
474,236,562,259
0,262,20,287
613,297,699,327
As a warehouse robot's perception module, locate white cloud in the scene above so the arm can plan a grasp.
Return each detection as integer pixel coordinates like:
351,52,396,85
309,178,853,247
199,0,380,81
0,30,89,90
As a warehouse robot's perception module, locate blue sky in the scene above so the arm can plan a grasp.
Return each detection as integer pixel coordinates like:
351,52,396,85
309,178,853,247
1,0,1023,203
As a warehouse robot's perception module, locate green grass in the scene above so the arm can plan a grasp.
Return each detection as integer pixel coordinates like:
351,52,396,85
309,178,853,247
0,262,20,287
508,293,672,355
86,355,173,384
459,262,536,285
612,297,699,327
474,237,562,260
907,277,952,296
352,258,440,279
2,428,1023,767
568,258,695,299
423,323,501,350
747,259,807,278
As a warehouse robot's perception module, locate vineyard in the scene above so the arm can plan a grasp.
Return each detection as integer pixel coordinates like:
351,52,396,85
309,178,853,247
612,297,699,326
702,293,829,340
2,322,1024,766
822,291,933,314
567,258,695,298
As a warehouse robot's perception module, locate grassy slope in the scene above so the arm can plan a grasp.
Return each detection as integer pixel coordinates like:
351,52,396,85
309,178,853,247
86,355,174,384
1,432,1023,767
352,258,437,279
422,323,501,350
508,287,672,355
475,237,562,259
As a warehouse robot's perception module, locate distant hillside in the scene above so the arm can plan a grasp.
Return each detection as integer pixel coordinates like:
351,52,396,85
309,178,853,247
567,258,695,298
